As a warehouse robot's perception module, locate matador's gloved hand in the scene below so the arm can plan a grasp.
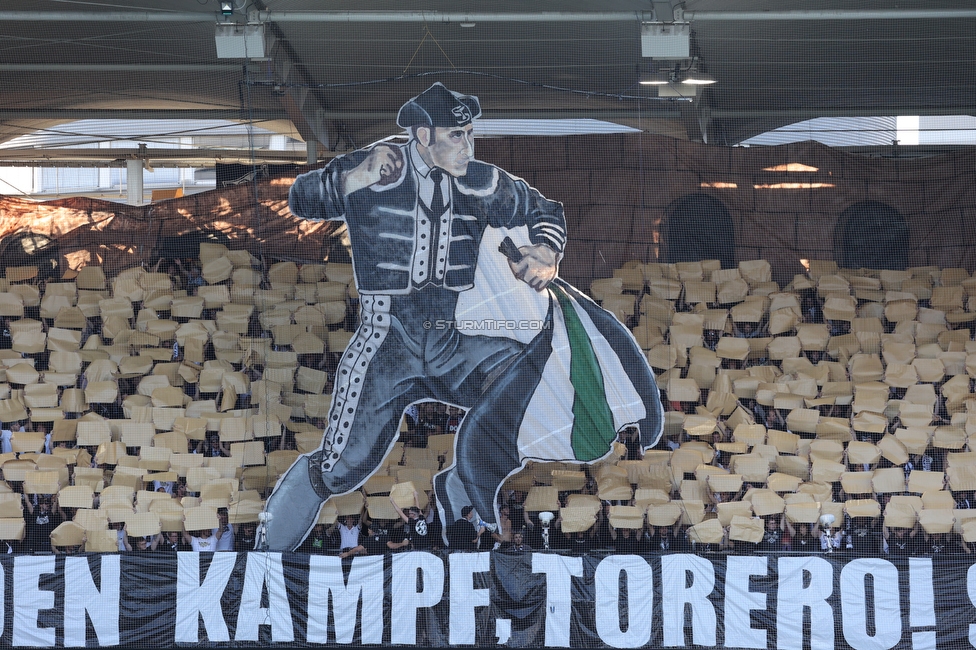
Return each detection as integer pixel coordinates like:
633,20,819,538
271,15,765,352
508,243,558,291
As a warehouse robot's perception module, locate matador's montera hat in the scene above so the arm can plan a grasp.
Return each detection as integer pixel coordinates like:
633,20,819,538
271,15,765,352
397,83,482,129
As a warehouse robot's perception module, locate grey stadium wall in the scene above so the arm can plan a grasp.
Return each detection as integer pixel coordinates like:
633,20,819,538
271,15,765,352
476,134,976,288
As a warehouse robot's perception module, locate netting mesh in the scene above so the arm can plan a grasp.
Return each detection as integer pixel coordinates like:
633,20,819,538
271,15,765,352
1,3,976,648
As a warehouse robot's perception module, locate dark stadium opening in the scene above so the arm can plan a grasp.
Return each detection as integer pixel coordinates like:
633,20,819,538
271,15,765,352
0,231,60,278
662,193,735,269
834,201,909,270
155,231,234,261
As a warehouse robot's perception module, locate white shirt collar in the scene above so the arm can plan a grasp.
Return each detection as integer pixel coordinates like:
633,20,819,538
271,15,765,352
410,141,435,178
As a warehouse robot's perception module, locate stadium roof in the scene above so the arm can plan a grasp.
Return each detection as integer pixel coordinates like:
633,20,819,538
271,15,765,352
1,0,975,165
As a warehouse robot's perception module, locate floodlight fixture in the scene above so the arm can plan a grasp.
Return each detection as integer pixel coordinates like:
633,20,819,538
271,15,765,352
640,70,672,86
680,69,718,85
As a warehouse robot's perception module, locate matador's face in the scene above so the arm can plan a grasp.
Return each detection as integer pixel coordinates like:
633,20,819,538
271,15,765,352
420,124,475,177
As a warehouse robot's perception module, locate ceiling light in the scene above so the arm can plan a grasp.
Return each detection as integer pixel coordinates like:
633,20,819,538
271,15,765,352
763,163,819,172
639,70,671,86
753,183,835,190
220,1,234,16
680,70,717,85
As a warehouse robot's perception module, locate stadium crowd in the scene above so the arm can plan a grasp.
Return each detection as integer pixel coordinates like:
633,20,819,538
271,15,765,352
0,247,975,557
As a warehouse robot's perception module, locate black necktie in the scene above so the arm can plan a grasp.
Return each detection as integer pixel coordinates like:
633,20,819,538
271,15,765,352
429,168,445,216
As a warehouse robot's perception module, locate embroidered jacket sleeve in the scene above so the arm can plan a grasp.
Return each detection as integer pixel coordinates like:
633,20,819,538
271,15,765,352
481,166,567,254
288,149,372,223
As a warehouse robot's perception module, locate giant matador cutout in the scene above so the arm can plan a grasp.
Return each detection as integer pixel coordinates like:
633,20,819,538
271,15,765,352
258,83,664,551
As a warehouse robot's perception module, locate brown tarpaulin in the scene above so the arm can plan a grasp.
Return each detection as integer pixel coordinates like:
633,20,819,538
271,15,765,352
0,179,337,276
